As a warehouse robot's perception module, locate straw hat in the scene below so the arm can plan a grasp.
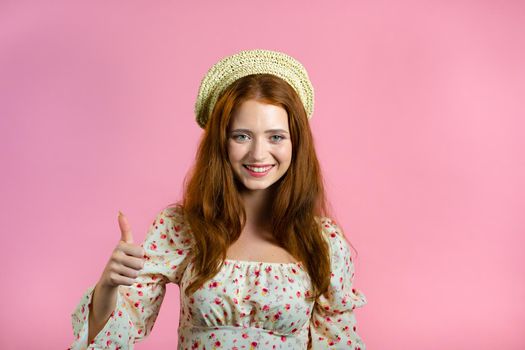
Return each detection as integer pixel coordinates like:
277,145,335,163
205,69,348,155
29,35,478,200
194,49,314,128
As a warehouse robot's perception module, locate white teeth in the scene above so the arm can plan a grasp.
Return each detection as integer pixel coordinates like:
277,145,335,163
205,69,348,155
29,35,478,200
245,165,273,173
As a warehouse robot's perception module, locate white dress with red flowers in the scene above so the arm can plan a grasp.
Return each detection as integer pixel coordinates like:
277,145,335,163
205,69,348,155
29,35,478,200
69,206,367,349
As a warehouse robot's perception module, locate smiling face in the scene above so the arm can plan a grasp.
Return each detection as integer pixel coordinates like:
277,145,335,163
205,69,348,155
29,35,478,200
227,99,292,193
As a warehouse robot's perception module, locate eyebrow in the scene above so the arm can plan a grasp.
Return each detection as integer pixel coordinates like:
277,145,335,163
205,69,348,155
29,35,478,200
230,128,289,134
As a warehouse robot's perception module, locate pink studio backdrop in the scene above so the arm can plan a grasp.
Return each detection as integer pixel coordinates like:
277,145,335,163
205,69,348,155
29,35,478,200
1,1,524,349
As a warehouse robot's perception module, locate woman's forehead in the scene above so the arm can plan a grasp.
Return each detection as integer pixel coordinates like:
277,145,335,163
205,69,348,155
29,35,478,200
230,100,289,129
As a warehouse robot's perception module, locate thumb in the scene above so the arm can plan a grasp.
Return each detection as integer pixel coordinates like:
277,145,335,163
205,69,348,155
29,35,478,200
118,211,134,244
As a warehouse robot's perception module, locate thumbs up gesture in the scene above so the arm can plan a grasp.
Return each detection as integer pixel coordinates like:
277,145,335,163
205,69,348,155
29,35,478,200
98,211,146,289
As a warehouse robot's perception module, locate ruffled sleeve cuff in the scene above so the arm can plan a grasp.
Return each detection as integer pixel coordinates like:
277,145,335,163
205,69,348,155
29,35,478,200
69,285,135,349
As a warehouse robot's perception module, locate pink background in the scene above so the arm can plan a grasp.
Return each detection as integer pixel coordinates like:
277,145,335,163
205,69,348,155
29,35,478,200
1,1,524,349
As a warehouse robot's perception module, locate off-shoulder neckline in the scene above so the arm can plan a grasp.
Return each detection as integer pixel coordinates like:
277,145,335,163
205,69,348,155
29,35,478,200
223,258,302,267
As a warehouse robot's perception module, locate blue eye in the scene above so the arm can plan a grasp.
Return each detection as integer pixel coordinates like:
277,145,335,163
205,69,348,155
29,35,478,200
232,134,249,142
270,135,285,142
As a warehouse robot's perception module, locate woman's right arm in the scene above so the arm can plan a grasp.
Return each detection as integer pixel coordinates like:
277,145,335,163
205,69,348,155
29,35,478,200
69,207,192,349
86,212,145,344
87,283,119,344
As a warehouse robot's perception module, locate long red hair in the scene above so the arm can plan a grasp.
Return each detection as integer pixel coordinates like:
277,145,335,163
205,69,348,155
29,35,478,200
174,73,332,300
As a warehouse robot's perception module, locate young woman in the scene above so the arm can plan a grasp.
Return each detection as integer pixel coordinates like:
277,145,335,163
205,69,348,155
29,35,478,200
69,49,367,349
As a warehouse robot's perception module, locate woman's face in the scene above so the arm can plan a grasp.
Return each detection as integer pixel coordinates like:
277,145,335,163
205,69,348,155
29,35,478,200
227,99,292,193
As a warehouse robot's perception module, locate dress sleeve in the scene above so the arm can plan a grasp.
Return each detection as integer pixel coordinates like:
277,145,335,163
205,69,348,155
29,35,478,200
308,218,367,350
68,206,193,350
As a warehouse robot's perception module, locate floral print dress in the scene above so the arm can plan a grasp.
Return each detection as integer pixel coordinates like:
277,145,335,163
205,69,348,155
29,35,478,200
69,206,367,349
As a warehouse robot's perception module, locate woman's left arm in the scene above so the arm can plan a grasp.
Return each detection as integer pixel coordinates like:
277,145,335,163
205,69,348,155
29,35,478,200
308,219,367,350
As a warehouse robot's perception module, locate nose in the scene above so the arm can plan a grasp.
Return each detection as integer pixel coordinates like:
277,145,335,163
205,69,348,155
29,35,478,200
250,136,267,161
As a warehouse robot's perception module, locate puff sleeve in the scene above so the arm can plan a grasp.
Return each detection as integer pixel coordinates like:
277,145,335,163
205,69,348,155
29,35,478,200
308,218,367,350
69,206,193,350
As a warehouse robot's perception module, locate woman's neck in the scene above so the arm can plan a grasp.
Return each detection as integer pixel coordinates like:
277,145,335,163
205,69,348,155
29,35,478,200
240,188,274,231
